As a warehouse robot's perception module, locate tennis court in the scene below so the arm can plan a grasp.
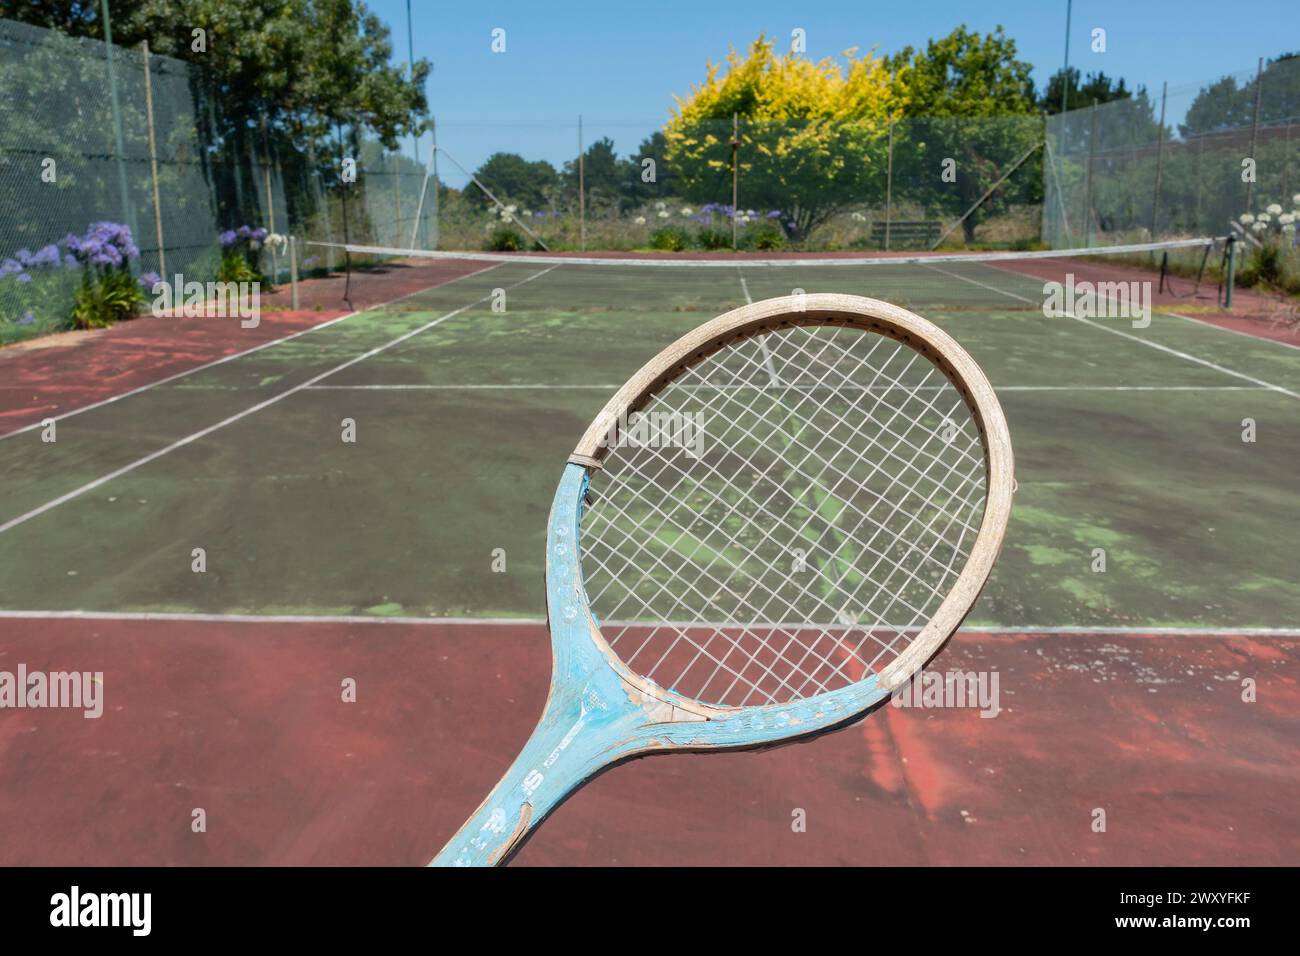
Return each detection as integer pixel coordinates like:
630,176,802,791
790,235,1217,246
1,245,1297,864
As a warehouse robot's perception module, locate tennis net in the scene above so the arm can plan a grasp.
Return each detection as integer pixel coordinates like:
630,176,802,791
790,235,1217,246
302,236,1232,315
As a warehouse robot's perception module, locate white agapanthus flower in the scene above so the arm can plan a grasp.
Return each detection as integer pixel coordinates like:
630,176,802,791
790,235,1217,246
266,233,287,252
522,209,531,217
657,210,669,218
1280,213,1296,225
1257,213,1271,223
655,201,666,211
1266,203,1283,215
505,204,518,213
1293,193,1300,205
634,216,646,225
680,207,693,216
1283,223,1297,234
850,211,866,221
1251,221,1267,233
1240,213,1255,223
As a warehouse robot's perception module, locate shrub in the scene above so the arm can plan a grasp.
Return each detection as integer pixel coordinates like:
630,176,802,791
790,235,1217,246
217,225,269,283
63,222,146,329
744,222,786,251
486,225,526,251
650,226,690,251
696,227,731,250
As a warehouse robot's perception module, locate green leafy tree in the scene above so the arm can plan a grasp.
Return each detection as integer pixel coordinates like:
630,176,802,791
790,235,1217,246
1182,53,1300,135
664,36,899,236
1042,68,1137,114
562,137,622,213
472,153,559,211
887,26,1041,242
617,131,679,211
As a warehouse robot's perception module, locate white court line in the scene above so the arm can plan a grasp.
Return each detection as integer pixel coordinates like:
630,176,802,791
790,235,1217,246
923,262,1300,401
0,261,504,442
1165,310,1300,352
301,382,1274,392
0,264,558,536
0,609,1295,638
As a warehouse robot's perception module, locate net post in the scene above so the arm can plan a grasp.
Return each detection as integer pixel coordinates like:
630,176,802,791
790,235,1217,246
140,40,166,281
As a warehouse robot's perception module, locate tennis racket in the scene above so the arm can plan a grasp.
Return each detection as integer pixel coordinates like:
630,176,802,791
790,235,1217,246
432,293,1013,866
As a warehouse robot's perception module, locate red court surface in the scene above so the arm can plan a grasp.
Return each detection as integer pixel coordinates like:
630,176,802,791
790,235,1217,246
0,256,492,434
0,616,1293,866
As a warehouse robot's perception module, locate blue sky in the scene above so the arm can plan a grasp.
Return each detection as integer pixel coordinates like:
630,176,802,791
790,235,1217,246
365,0,1296,185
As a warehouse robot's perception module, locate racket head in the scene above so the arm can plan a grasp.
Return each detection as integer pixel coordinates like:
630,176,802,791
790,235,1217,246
551,292,1014,742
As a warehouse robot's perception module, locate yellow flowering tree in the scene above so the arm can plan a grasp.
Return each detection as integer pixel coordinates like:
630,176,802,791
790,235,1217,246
664,37,903,237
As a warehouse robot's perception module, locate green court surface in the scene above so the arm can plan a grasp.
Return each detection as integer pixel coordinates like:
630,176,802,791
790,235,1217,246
1,258,1297,628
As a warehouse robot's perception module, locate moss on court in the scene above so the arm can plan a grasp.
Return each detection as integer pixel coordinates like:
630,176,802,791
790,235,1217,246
0,265,1296,629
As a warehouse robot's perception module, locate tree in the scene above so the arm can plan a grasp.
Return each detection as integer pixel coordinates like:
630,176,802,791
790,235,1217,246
472,153,559,211
887,26,1041,242
0,0,430,151
664,36,899,236
1042,68,1136,114
613,131,675,212
1181,53,1300,135
562,137,622,213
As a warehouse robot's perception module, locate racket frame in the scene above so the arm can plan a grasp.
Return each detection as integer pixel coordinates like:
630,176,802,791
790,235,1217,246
432,293,1013,866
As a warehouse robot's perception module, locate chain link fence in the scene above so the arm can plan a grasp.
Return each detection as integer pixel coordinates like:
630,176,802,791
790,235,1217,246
1044,55,1300,248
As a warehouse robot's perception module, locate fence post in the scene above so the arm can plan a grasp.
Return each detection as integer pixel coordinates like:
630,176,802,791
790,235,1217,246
578,115,585,251
140,41,166,280
731,113,740,250
430,117,440,249
100,0,136,239
1083,100,1098,246
289,235,300,310
885,118,894,251
1149,81,1167,240
1245,57,1264,214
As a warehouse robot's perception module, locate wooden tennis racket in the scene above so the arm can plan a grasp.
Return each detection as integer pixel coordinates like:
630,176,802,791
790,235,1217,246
432,293,1014,866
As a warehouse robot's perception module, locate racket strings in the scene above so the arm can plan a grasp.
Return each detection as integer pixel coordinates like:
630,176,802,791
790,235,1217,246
581,324,987,707
586,331,981,704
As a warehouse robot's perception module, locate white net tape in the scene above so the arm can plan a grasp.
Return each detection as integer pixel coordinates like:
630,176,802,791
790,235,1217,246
580,323,988,707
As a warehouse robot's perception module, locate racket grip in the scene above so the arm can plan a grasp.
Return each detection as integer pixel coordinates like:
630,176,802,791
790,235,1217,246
429,690,641,866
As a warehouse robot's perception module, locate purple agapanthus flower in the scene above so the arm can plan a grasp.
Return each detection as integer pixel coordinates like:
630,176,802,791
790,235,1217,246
62,222,139,268
219,230,238,248
251,227,268,242
766,210,782,219
18,311,36,326
236,225,252,239
31,244,62,268
138,271,162,290
0,258,24,279
16,273,32,284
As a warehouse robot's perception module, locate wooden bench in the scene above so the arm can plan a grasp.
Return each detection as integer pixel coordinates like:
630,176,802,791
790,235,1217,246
870,220,941,250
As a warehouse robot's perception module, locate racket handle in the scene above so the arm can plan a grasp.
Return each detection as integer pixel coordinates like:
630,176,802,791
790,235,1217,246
430,688,643,866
